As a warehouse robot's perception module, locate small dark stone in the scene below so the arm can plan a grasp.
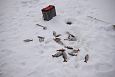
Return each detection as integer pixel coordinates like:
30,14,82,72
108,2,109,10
66,21,72,25
113,25,115,28
24,39,33,42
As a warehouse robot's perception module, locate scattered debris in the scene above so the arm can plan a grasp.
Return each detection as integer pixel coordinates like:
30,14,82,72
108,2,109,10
38,36,45,42
84,54,89,63
65,46,73,50
53,31,61,37
65,32,77,41
24,39,33,42
28,24,88,63
53,37,64,45
36,24,47,30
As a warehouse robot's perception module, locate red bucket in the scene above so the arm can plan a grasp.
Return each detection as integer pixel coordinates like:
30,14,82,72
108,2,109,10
41,5,56,21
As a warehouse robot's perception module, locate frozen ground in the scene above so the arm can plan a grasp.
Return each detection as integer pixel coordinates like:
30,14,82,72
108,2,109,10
0,0,115,77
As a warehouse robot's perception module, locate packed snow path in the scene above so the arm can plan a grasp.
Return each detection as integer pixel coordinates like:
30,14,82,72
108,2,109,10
0,0,115,77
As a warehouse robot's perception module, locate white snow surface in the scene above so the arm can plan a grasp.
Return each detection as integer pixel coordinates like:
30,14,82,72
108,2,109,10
0,0,115,77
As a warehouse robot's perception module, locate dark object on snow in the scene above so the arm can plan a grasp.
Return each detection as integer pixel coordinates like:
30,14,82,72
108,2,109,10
84,54,89,63
65,32,77,41
52,48,65,57
24,39,33,42
36,24,47,30
113,25,115,27
38,36,45,42
54,38,64,45
52,49,67,62
53,31,56,37
68,49,80,56
73,49,80,53
113,25,115,29
57,48,67,62
57,48,65,52
54,37,61,42
65,46,73,50
53,31,61,37
52,51,63,57
62,51,67,62
68,53,77,56
66,21,72,25
55,34,61,37
41,5,56,21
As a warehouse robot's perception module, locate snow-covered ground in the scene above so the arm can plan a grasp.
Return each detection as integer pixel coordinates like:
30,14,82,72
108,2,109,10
0,0,115,77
